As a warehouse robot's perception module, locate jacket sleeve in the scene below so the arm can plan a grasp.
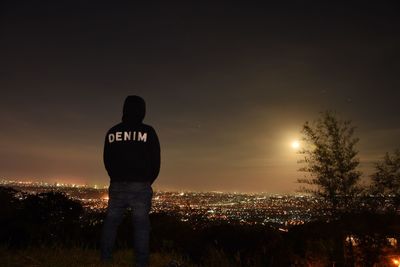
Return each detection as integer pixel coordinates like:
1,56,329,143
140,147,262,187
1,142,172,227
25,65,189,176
148,127,161,185
103,131,112,176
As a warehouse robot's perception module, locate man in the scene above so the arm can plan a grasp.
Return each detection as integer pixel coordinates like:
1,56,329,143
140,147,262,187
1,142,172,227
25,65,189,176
101,95,161,267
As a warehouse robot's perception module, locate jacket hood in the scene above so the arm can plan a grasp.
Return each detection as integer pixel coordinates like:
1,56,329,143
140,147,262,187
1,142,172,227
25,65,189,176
122,95,146,123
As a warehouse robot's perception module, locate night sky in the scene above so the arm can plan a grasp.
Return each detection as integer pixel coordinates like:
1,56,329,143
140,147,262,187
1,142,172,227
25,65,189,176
1,2,399,193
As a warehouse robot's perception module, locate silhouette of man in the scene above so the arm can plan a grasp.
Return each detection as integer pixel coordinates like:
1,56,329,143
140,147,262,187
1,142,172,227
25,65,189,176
101,95,160,267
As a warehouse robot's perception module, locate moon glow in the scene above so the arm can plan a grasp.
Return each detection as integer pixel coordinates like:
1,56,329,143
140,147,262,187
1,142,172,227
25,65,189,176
291,140,300,150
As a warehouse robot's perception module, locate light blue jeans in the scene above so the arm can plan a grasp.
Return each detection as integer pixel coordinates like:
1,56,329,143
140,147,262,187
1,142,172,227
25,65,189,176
101,181,153,267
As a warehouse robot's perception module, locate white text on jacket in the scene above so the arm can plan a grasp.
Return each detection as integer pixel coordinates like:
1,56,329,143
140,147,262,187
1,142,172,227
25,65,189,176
108,131,147,143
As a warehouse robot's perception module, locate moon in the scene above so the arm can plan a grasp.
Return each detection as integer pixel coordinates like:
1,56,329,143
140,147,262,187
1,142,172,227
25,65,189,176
291,140,300,150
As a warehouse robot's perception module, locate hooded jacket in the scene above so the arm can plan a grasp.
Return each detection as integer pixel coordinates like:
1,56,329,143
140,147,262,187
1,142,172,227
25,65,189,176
103,96,160,184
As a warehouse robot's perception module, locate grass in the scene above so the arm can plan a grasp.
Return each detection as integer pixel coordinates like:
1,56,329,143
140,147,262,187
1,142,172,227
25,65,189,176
0,246,198,267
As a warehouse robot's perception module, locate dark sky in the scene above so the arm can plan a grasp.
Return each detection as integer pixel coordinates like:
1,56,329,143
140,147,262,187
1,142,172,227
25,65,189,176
1,2,399,193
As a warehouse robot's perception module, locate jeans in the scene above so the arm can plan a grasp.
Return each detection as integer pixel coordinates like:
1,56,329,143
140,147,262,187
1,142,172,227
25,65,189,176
101,181,153,267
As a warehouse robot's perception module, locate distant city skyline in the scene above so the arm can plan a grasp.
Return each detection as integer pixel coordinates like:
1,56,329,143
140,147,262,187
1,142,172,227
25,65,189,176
1,2,399,193
2,179,323,228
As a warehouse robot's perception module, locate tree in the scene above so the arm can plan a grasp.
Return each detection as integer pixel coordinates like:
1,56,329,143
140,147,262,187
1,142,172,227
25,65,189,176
0,187,22,245
298,111,362,214
371,149,400,211
22,191,84,245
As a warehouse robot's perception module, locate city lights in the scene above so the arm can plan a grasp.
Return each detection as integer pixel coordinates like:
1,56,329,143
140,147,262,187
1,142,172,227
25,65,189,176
0,179,322,227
